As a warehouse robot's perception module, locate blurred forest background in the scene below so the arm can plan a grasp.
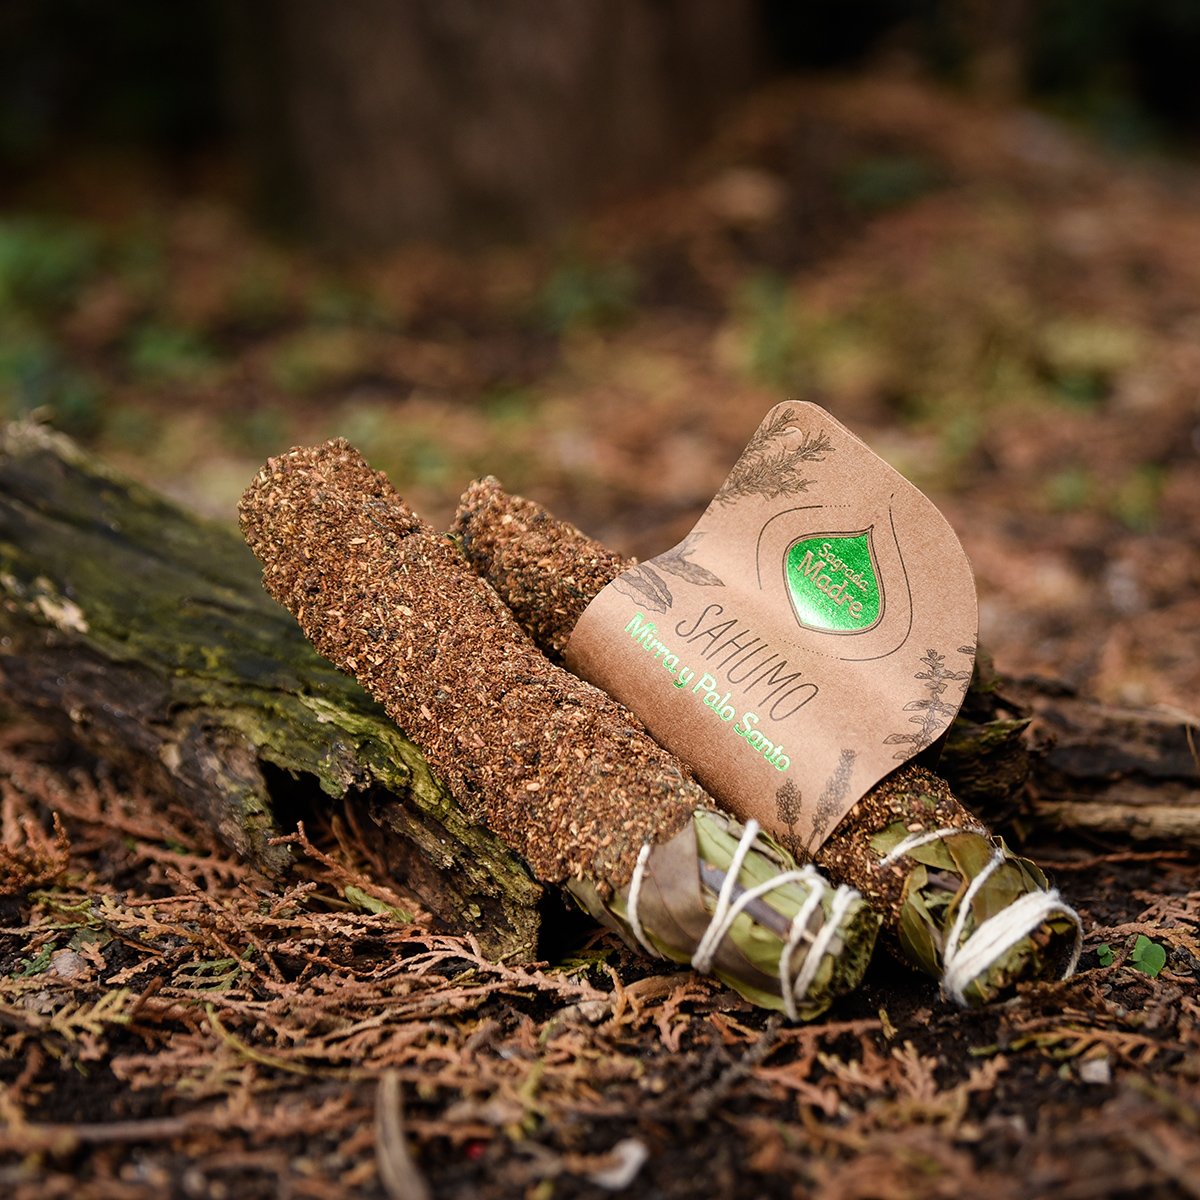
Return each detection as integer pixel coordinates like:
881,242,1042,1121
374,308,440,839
1,0,1198,709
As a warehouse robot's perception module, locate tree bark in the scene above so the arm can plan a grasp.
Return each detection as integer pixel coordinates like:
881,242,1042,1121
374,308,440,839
943,660,1199,844
1007,680,1199,844
223,0,761,245
0,424,542,959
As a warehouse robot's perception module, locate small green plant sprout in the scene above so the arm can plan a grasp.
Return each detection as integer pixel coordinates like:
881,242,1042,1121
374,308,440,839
15,942,57,978
1130,935,1167,978
1095,943,1114,967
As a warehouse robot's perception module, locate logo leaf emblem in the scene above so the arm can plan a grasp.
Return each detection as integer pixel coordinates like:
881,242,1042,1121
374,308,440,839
784,530,882,634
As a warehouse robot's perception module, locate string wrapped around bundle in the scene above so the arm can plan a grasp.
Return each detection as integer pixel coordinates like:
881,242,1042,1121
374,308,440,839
454,476,1083,1007
238,441,879,1019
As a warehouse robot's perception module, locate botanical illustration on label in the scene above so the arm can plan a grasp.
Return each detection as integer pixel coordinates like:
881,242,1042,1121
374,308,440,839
565,402,979,857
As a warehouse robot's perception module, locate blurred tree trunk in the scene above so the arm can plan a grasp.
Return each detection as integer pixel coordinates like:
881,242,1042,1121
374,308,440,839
225,0,762,246
952,0,1035,103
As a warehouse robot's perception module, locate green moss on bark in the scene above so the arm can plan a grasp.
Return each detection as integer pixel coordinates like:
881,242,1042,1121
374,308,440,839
0,424,541,959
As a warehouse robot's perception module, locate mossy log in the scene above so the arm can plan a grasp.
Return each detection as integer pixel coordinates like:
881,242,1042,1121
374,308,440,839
1,425,1196,955
1008,682,1200,844
0,424,542,959
937,654,1199,845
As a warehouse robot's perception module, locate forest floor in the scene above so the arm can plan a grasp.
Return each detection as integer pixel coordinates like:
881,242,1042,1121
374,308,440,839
1,73,1199,1197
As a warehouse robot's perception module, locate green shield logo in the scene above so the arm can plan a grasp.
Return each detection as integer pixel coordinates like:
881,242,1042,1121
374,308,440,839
785,530,882,634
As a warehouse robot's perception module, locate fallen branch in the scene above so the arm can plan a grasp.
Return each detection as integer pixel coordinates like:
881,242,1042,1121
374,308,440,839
0,424,541,959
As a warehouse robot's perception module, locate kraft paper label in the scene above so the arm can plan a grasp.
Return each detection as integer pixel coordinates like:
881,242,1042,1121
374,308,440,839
565,402,978,858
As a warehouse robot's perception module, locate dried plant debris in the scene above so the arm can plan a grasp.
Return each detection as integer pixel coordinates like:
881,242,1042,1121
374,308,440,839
1,796,69,894
0,731,1195,1200
238,441,878,1015
453,479,1082,1007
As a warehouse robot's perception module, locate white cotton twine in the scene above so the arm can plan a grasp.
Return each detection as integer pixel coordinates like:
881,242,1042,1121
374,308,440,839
626,820,860,1021
881,827,1084,1007
625,840,660,960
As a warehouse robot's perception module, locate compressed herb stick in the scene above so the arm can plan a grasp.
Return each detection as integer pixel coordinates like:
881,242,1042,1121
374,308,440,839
239,441,879,1018
454,477,1083,1007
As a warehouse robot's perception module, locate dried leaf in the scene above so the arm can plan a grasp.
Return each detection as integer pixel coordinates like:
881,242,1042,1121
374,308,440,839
611,563,673,613
657,556,725,587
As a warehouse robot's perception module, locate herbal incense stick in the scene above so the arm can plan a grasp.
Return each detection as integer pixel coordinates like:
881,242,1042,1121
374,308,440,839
239,441,879,1017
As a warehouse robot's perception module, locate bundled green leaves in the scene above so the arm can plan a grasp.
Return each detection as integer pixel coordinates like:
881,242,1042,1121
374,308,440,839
573,809,879,1019
870,819,1081,1007
453,477,1083,1007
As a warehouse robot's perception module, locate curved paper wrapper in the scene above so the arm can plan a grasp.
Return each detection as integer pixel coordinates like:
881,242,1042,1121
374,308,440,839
565,402,979,857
